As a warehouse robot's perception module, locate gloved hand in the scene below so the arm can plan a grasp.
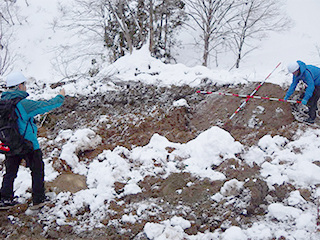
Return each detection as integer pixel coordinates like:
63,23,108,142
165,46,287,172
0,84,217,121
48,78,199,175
284,96,288,101
301,99,308,105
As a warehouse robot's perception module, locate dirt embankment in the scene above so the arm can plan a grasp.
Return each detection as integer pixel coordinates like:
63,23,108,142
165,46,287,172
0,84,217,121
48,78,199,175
41,82,301,151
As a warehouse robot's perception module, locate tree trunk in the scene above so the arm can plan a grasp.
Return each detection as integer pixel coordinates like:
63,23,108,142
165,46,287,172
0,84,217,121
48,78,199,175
149,0,154,54
203,33,209,67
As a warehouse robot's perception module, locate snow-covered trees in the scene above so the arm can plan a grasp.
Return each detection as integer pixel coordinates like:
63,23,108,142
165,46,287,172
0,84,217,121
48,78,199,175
99,0,187,63
103,0,187,63
104,0,147,61
55,0,186,65
150,0,187,63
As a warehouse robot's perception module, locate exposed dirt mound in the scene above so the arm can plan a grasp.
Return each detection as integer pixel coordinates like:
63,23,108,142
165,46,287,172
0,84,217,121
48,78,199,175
40,81,307,153
194,83,301,145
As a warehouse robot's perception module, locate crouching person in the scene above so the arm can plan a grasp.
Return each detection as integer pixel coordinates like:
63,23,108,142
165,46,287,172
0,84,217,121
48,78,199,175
0,72,65,209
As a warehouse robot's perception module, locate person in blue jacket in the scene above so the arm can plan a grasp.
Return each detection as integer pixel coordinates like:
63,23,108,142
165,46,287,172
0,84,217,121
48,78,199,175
284,60,320,124
0,72,65,209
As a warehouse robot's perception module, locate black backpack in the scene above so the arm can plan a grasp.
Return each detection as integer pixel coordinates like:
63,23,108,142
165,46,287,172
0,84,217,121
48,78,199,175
0,97,33,156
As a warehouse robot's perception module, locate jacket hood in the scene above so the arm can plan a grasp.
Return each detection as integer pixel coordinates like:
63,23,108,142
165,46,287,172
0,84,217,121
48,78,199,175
297,60,307,77
1,90,29,100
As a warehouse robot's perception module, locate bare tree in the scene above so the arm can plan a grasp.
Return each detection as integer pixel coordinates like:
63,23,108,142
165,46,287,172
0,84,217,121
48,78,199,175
0,1,21,76
0,29,15,76
314,45,320,60
50,0,110,78
149,0,155,53
184,0,238,67
226,0,292,69
56,0,107,40
54,0,143,65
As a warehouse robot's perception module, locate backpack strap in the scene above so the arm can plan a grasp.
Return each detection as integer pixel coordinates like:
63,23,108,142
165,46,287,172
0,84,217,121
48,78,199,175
13,97,29,138
22,119,34,137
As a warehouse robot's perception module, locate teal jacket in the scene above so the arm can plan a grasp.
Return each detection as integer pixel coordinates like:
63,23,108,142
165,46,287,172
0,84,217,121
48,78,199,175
285,60,320,102
1,90,65,150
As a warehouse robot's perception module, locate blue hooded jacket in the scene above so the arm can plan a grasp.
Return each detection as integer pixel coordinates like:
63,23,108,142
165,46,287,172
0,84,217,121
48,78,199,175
285,60,320,102
1,90,65,150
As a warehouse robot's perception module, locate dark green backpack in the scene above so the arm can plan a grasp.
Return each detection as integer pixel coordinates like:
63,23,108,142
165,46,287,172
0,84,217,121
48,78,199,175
0,97,33,156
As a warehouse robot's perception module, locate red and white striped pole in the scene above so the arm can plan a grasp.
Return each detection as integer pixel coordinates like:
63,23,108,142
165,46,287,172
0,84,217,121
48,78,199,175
196,90,301,104
228,62,281,120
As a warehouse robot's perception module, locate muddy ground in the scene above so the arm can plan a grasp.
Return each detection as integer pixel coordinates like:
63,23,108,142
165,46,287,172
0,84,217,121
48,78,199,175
0,81,317,239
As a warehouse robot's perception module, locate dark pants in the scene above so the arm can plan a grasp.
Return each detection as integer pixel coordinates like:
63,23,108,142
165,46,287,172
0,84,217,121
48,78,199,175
0,149,45,203
308,86,320,120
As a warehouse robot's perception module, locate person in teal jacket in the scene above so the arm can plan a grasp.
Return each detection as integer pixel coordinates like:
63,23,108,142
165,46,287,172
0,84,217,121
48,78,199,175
284,60,320,124
0,72,65,209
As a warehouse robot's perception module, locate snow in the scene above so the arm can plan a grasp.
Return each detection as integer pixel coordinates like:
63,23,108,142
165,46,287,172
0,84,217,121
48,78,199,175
1,0,320,239
144,217,191,240
288,190,306,206
58,128,102,174
173,99,190,108
222,226,247,240
267,203,302,221
220,179,244,197
180,126,242,180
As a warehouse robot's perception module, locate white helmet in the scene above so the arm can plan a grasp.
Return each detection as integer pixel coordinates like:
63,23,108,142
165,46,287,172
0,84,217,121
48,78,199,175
287,61,300,73
6,72,27,87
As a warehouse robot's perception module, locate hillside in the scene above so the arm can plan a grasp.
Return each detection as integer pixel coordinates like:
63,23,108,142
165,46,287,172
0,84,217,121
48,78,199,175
1,81,319,239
